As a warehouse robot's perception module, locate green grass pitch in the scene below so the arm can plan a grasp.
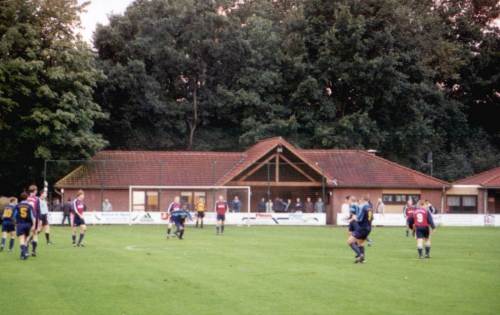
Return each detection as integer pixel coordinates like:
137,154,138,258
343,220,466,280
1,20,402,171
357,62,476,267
0,225,499,315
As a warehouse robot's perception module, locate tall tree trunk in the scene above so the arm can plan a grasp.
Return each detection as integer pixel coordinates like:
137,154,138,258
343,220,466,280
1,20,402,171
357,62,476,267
187,84,198,150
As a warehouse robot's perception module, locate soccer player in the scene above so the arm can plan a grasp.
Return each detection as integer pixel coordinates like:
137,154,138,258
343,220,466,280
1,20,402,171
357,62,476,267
39,190,52,245
166,196,181,238
170,205,192,239
347,196,360,236
27,185,41,256
403,199,415,237
413,200,436,259
195,197,205,228
347,196,374,264
215,195,228,235
14,192,35,260
72,190,87,247
1,197,17,252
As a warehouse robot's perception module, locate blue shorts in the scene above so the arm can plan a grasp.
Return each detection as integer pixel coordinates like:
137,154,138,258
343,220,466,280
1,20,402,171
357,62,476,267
16,223,32,237
415,226,430,239
2,222,15,233
216,214,225,221
348,221,359,232
353,228,371,240
73,216,85,227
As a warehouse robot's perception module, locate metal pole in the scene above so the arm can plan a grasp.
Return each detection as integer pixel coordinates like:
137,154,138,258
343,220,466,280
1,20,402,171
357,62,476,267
267,162,271,201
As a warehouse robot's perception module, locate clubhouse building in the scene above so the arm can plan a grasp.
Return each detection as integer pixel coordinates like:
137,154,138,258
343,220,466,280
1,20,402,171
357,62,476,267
56,137,452,224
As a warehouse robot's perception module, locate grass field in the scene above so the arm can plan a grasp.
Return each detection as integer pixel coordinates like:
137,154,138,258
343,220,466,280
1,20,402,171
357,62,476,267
0,225,499,315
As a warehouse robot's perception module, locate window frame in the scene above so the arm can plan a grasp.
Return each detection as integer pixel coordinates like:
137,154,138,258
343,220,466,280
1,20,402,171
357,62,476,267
447,195,477,213
382,194,421,205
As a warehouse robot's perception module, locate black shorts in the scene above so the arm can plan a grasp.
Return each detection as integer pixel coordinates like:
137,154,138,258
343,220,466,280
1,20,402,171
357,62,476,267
16,223,32,237
406,218,414,229
41,214,49,226
216,214,225,221
2,222,15,233
415,226,430,239
197,211,205,218
353,228,371,240
73,215,85,227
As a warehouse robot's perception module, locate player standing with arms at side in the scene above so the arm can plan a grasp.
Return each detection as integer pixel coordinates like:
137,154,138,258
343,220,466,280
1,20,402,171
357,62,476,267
413,200,436,259
14,193,35,260
215,195,228,235
39,190,52,245
1,197,17,252
403,199,415,237
347,196,374,263
166,196,181,238
27,185,41,256
72,190,87,247
195,197,205,228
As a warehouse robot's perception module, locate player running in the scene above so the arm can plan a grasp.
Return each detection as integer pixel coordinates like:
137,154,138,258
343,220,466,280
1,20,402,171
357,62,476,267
347,196,360,236
195,197,205,228
14,193,35,260
215,195,228,235
27,185,41,256
39,190,52,245
166,196,182,238
347,196,374,264
413,200,436,259
72,190,87,247
403,199,415,237
170,204,192,240
1,197,17,252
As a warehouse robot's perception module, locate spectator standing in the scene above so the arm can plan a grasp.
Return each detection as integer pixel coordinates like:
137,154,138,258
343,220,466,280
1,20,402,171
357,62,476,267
102,199,113,212
375,198,384,213
284,198,292,212
265,199,273,213
293,198,304,212
62,198,72,226
257,198,266,212
230,196,241,213
314,198,325,213
273,197,286,213
304,197,314,213
52,198,61,212
341,196,350,214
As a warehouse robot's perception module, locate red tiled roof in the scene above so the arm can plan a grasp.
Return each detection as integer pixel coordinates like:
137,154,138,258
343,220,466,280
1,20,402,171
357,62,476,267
454,166,500,188
301,149,449,188
56,138,449,189
56,151,245,188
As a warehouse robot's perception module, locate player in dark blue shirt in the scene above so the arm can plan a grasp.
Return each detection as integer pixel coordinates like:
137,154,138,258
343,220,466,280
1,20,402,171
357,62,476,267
347,196,374,264
1,197,17,252
170,205,192,240
14,192,35,260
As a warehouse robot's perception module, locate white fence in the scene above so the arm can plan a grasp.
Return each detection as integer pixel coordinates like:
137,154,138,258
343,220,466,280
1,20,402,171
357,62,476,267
48,211,327,226
336,213,500,227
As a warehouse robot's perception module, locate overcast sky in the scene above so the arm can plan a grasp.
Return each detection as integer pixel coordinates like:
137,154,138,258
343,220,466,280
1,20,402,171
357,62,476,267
78,0,135,43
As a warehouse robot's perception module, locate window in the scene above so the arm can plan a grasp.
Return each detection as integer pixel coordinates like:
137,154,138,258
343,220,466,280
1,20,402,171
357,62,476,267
383,194,421,205
447,195,477,213
146,191,159,211
132,191,145,211
132,190,159,211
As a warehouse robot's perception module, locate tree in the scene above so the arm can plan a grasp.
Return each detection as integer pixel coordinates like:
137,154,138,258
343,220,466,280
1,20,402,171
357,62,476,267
0,0,107,194
94,0,251,150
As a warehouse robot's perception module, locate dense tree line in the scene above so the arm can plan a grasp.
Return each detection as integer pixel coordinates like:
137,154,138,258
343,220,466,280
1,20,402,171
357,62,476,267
0,0,499,194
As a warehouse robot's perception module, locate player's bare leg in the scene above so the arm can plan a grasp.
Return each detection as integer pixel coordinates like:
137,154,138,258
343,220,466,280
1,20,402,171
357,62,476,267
416,238,424,258
18,234,29,260
72,225,77,246
166,222,173,238
43,224,52,245
424,238,431,258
